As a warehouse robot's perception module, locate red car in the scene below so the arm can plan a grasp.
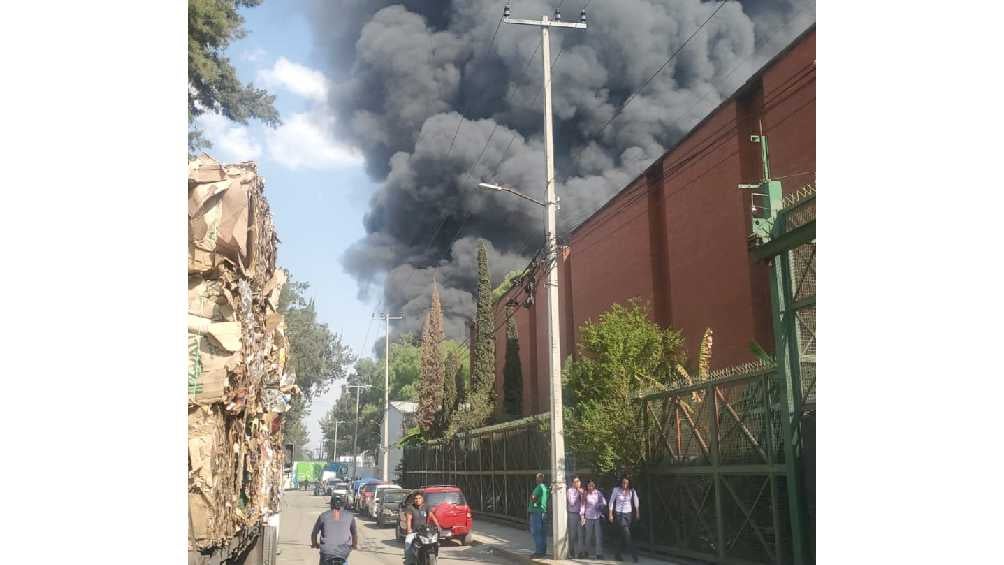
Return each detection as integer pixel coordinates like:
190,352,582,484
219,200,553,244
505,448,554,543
397,485,473,545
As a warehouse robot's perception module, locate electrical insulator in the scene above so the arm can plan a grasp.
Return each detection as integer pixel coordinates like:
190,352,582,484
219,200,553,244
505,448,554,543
504,4,510,18
555,9,561,20
580,9,587,23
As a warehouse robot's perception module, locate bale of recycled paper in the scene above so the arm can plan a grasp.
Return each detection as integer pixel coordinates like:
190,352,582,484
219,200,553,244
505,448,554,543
188,275,236,321
188,332,239,404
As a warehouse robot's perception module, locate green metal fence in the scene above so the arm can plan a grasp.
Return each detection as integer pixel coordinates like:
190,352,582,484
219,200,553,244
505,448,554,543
638,362,792,564
752,184,816,563
401,415,554,525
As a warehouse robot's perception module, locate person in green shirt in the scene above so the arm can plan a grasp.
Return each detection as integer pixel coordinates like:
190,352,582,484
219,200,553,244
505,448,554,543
528,473,549,557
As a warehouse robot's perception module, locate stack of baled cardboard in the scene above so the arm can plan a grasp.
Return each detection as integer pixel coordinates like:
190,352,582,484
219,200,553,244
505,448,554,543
188,154,298,558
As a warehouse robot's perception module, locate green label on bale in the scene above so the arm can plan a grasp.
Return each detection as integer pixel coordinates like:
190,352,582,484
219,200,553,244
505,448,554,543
188,333,204,394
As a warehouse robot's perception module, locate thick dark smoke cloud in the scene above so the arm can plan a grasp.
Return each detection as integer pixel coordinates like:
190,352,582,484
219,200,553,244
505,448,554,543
306,0,815,344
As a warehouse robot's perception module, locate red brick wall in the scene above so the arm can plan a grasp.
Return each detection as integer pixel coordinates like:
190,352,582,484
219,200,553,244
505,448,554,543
490,27,815,417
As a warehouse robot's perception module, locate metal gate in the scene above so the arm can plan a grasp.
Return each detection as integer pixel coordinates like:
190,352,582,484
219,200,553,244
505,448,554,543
402,415,553,525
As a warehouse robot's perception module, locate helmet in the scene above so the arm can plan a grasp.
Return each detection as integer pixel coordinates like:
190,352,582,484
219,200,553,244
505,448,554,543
330,494,346,509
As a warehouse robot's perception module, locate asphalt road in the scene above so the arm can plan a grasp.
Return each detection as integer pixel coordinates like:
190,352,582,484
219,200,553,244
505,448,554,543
277,489,510,565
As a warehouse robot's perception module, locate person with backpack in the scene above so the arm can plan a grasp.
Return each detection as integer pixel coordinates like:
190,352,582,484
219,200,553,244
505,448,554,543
608,476,640,562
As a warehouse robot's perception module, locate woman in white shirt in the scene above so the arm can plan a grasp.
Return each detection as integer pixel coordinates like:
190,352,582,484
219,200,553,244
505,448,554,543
608,476,640,562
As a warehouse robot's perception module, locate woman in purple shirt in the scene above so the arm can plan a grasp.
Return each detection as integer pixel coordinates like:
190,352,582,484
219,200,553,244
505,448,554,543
581,480,607,559
608,476,640,562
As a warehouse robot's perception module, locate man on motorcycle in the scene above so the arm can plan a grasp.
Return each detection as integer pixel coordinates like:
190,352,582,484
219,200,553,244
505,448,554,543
311,494,358,565
404,492,441,565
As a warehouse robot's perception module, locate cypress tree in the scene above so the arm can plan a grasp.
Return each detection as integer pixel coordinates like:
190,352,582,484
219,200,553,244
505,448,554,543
472,242,496,396
417,282,445,436
502,309,523,418
441,348,459,433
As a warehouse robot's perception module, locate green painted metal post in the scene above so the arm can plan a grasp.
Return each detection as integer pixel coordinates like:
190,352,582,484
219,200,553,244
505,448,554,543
763,371,784,565
709,383,726,561
769,249,809,564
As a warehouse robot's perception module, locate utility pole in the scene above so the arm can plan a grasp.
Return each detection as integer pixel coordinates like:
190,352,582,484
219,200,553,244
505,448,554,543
502,4,587,560
332,419,346,463
345,383,372,480
375,312,403,482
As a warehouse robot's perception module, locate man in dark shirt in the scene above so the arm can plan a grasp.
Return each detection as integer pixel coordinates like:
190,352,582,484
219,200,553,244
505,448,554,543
404,492,440,565
311,494,358,565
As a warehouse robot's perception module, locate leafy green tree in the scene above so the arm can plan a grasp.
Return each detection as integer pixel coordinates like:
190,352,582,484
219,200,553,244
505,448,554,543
278,271,354,461
502,310,523,418
188,0,280,152
563,300,687,473
284,398,311,460
492,269,522,304
472,242,496,399
279,273,355,402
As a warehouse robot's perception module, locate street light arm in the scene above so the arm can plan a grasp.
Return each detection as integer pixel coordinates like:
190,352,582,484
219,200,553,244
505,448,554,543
477,182,548,207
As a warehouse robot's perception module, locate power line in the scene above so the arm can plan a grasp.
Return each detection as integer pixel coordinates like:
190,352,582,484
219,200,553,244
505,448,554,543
489,42,568,179
445,14,507,162
598,0,730,133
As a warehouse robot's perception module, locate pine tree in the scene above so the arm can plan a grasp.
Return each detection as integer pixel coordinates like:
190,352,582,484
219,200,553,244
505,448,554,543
417,283,445,436
472,242,496,397
502,309,523,418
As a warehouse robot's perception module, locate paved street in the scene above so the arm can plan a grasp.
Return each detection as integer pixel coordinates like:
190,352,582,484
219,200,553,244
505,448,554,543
277,489,511,565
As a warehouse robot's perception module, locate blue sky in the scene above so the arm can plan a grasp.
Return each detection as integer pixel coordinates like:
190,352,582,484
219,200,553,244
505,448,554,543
196,1,378,452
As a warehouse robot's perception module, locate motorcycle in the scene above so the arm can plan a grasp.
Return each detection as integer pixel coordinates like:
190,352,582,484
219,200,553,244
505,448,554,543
410,524,440,565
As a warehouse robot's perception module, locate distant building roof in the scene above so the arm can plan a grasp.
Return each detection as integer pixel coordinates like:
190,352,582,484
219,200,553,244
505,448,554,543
390,401,418,413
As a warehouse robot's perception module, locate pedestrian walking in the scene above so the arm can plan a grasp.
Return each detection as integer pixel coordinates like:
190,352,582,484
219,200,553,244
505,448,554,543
608,477,640,562
582,480,607,559
528,472,549,557
311,494,358,565
567,476,586,558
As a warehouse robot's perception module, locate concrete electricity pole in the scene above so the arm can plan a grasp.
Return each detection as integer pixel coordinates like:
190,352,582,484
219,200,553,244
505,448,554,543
375,312,403,481
345,383,372,480
332,419,346,462
502,5,587,560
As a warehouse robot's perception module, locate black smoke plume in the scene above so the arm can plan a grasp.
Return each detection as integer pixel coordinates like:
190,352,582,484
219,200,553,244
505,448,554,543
306,0,815,344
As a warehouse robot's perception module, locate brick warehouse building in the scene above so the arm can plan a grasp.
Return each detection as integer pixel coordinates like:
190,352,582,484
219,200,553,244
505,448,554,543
490,26,815,417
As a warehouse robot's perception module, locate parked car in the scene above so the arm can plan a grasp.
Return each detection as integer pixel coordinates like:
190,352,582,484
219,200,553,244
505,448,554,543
328,480,351,498
367,483,403,518
357,481,387,515
351,478,380,511
375,488,409,528
397,485,473,545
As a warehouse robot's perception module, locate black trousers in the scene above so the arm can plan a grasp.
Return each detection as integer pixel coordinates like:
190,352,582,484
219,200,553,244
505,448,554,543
614,512,637,558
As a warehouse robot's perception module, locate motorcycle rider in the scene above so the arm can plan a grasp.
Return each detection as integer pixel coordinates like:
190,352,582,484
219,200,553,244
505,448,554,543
311,494,358,565
404,492,441,565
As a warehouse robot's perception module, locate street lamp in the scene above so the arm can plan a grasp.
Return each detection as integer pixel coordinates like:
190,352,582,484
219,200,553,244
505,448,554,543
474,174,569,558
344,383,372,480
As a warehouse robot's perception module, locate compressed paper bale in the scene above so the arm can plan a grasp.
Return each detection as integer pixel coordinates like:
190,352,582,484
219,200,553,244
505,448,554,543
188,405,223,492
188,315,242,353
189,179,231,218
188,275,236,321
214,176,250,266
264,269,286,311
189,154,227,185
189,491,215,546
188,333,240,404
